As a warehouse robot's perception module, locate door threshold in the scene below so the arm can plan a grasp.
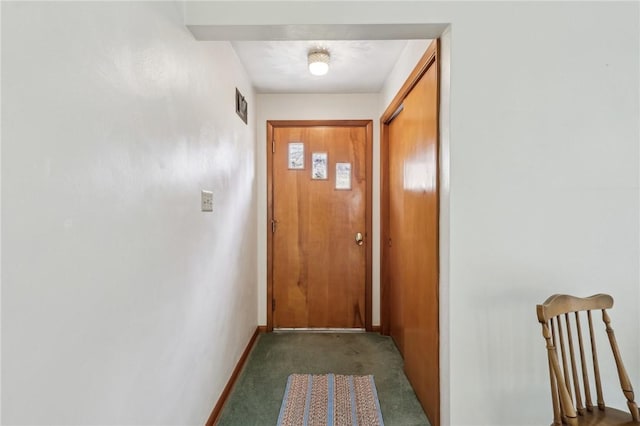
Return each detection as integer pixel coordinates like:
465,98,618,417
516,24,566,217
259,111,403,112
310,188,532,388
273,328,366,333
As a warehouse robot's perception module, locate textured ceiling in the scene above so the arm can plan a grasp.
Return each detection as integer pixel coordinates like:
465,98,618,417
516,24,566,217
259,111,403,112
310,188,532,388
231,40,409,93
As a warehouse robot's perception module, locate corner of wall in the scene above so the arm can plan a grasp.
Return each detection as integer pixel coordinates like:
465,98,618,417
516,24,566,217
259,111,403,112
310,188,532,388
438,24,452,426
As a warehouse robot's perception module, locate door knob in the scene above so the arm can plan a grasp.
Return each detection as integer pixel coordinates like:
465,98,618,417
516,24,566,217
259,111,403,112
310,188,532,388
355,232,364,246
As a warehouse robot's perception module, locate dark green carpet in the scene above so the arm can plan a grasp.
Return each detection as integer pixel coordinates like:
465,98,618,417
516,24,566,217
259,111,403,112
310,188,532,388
217,332,430,426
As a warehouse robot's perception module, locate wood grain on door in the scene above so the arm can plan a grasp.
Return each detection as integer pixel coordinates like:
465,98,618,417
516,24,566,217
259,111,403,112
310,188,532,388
271,123,369,329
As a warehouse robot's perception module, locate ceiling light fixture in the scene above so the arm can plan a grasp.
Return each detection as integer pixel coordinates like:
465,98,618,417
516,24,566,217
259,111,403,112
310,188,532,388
308,50,330,76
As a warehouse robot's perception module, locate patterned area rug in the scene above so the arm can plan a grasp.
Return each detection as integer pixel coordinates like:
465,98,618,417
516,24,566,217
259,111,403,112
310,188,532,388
277,374,384,426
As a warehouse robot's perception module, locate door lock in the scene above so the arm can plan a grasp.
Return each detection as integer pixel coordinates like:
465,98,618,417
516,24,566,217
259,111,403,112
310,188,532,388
355,232,364,246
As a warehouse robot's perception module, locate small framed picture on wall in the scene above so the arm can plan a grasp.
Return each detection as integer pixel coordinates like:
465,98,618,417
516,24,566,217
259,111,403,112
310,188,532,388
311,152,328,180
335,162,352,190
288,142,305,169
235,88,248,124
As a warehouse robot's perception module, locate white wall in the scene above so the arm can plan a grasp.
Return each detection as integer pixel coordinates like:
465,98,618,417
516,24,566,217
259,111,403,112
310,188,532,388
379,39,432,114
256,93,380,325
0,1,4,420
444,4,639,425
188,2,640,425
438,26,452,426
2,2,257,425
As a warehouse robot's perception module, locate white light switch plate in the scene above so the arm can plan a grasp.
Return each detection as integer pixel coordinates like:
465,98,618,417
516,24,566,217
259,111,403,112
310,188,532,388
201,190,213,212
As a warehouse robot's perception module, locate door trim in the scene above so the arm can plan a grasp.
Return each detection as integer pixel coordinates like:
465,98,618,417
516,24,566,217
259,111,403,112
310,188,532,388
380,40,439,336
266,120,373,332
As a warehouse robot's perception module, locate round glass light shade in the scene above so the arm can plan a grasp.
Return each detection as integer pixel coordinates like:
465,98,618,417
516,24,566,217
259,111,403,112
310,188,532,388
308,51,330,76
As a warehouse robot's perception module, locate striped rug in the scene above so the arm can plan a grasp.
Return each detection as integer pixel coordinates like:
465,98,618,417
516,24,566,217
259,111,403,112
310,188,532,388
277,374,384,426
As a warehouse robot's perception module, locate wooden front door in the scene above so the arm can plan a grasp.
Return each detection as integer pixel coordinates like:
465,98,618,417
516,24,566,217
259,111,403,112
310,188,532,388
383,40,440,426
268,121,372,329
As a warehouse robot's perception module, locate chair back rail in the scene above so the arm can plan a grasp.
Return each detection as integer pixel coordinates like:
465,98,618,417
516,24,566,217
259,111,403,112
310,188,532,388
537,294,639,425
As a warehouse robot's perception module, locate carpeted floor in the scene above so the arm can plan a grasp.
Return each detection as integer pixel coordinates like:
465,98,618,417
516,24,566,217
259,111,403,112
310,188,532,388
217,332,430,426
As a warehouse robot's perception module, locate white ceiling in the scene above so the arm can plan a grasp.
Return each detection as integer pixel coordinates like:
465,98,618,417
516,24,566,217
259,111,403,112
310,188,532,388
231,40,409,93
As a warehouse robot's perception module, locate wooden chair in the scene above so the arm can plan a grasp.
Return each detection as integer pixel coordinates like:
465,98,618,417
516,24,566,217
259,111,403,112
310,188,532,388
537,294,639,425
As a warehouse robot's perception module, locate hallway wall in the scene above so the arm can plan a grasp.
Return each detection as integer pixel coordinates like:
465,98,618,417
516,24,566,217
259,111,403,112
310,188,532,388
379,39,432,113
187,2,640,425
1,2,257,424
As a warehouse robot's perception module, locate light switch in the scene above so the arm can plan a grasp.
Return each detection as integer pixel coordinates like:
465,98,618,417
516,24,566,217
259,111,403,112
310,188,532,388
201,190,213,212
